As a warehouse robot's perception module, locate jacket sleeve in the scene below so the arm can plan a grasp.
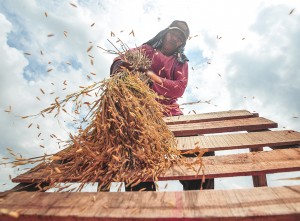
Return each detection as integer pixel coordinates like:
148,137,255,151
152,62,188,98
110,46,143,76
110,59,123,76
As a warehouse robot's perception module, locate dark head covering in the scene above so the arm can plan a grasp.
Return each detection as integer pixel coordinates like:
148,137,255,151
143,20,190,63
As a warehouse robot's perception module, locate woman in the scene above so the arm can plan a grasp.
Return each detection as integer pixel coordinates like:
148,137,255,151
111,20,189,117
110,20,214,191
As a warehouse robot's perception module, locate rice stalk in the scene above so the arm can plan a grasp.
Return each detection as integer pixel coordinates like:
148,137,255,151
3,47,205,191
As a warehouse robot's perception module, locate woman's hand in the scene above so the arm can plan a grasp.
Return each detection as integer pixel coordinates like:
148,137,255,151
119,61,134,71
110,60,134,76
146,70,163,84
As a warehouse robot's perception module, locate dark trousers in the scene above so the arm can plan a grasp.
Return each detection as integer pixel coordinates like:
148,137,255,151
179,151,215,190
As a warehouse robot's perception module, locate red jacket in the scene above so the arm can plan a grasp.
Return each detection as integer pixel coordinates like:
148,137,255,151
113,44,189,116
141,44,188,116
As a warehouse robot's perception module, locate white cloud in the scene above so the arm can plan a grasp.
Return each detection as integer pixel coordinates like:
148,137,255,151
224,4,300,131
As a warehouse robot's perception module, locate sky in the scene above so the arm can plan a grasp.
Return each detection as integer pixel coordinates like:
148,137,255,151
0,0,299,192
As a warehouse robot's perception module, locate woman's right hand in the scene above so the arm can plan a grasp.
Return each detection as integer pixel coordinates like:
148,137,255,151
110,60,133,76
119,61,134,71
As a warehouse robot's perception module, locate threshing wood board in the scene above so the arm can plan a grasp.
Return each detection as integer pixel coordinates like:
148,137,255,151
161,148,300,181
12,148,300,183
176,130,300,152
1,185,300,220
164,109,258,125
169,117,278,136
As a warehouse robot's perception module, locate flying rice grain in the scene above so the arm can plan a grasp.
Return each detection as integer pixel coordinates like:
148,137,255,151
87,45,93,52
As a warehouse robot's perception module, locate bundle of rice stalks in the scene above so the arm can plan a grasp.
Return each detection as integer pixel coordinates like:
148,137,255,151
6,47,204,192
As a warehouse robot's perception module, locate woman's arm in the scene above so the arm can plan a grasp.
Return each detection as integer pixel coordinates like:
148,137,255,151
151,63,188,98
146,70,163,84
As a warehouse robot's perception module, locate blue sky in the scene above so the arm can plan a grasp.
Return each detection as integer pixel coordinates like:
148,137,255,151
0,0,300,192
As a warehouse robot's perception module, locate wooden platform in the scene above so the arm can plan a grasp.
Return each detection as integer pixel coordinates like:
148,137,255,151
1,109,300,221
1,185,300,220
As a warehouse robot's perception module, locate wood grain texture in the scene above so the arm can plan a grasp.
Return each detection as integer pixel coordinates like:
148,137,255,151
164,109,258,125
168,117,278,136
1,185,300,220
162,148,300,181
12,148,300,183
13,130,300,185
4,110,300,220
250,147,268,187
176,130,300,152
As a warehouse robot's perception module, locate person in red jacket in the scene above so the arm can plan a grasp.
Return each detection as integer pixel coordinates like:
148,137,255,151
110,20,214,191
111,20,189,116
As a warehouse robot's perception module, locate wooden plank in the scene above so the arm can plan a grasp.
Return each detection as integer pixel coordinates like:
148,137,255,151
247,130,268,187
271,144,300,150
12,148,300,183
250,147,268,187
176,130,300,152
12,163,53,183
169,117,278,137
1,185,300,220
164,109,258,125
161,148,300,181
9,182,49,192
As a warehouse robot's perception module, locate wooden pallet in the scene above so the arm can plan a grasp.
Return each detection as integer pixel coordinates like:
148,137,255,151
1,109,300,220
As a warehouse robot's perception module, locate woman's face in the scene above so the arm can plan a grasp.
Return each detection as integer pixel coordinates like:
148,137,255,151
161,29,185,55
